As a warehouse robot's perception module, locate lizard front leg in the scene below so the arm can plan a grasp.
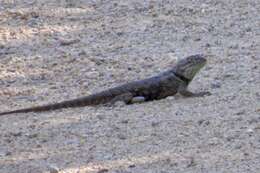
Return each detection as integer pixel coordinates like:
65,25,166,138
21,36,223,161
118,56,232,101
178,83,211,97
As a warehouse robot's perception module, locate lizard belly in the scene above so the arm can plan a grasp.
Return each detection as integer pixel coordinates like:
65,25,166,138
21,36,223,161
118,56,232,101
132,77,179,101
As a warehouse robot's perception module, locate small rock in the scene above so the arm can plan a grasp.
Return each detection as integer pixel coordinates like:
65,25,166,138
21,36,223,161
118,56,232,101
117,133,127,140
120,119,129,124
0,79,5,85
246,128,254,134
97,114,104,120
234,144,242,149
248,117,259,124
223,74,233,79
214,40,222,45
29,124,36,129
78,50,87,56
243,152,249,156
6,79,17,84
48,165,60,173
205,43,211,47
36,144,42,148
28,18,39,27
198,119,204,125
175,111,183,116
245,27,252,32
208,137,219,145
27,133,38,139
254,125,260,130
59,38,80,46
97,168,109,173
198,119,210,126
151,121,160,127
194,38,201,41
229,43,239,49
211,82,221,89
40,138,48,143
256,93,260,101
116,32,124,36
186,157,196,167
128,164,136,168
226,136,233,142
10,132,22,137
235,110,245,115
0,150,11,157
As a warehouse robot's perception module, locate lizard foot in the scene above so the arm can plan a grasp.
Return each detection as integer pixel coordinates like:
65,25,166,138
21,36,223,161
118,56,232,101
107,93,133,106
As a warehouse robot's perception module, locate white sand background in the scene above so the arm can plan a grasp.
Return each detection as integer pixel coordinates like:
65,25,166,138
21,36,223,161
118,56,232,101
0,0,259,173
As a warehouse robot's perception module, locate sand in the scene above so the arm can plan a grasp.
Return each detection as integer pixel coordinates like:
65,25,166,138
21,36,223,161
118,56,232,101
0,0,259,172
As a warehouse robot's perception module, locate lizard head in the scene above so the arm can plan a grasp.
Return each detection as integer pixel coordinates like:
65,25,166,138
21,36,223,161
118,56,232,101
174,54,207,81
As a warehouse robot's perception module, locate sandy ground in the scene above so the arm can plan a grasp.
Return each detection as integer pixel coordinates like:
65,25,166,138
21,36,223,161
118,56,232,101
0,0,259,173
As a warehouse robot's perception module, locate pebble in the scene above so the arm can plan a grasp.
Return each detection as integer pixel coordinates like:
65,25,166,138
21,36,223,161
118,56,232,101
128,164,136,168
208,137,219,145
120,119,129,124
48,165,60,173
256,92,260,101
97,169,109,173
0,150,11,157
198,119,210,126
246,128,254,134
117,133,127,140
59,38,80,46
27,133,38,139
10,132,23,137
211,82,221,89
235,110,245,115
151,121,160,127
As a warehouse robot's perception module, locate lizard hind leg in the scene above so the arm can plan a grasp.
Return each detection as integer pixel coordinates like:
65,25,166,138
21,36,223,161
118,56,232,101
131,96,146,104
109,92,134,105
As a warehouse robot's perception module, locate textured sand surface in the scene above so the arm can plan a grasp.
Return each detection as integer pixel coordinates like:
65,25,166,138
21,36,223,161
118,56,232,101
0,0,259,173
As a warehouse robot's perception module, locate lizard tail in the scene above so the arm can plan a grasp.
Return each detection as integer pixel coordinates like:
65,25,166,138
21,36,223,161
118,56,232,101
0,102,67,116
0,108,41,116
0,96,94,116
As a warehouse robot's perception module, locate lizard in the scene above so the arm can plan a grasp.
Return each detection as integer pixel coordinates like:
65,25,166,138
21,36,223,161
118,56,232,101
0,54,211,116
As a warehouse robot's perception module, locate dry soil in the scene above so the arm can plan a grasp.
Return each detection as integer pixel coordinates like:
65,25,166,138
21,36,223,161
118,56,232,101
0,0,259,173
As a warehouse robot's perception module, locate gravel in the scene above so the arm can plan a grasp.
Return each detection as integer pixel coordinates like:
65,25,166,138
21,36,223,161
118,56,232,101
0,0,259,173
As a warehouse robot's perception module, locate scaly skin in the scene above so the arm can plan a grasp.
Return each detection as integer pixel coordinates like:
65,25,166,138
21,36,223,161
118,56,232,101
0,54,211,116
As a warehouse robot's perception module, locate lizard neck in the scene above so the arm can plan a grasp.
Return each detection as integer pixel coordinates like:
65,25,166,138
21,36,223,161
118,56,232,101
173,72,191,84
